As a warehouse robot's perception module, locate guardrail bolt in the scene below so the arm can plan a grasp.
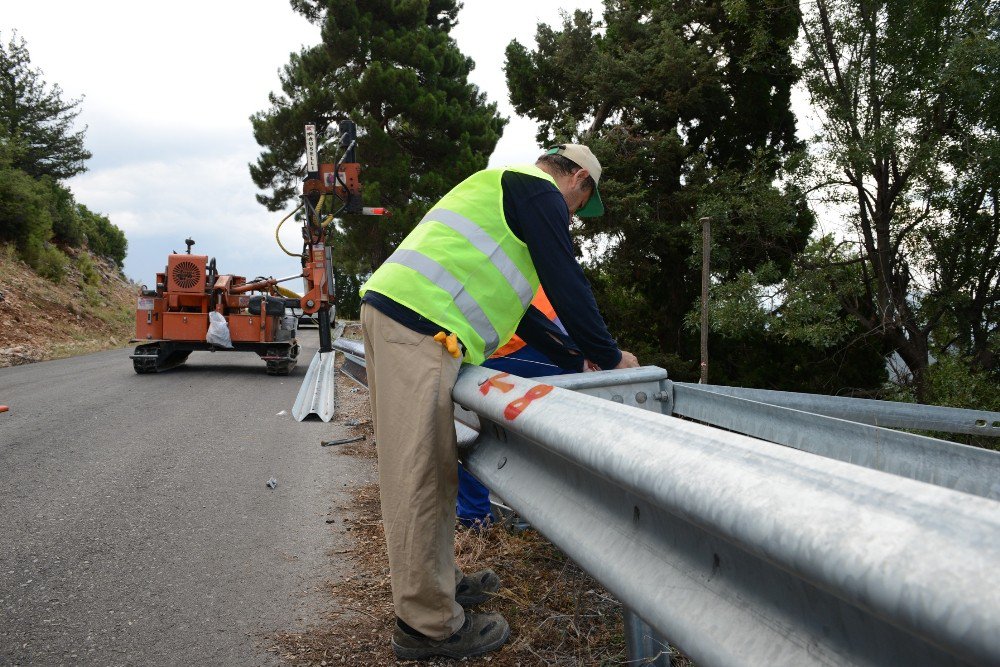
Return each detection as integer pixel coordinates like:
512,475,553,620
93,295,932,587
612,394,624,403
653,391,670,401
635,392,647,404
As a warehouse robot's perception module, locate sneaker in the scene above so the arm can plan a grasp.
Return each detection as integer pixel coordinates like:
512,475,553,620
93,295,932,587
455,569,500,607
391,612,510,660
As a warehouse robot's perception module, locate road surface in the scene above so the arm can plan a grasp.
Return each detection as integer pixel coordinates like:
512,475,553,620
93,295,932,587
0,330,372,666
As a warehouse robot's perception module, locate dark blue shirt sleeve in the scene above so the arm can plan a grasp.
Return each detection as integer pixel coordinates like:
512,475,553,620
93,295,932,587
502,171,622,370
514,305,585,371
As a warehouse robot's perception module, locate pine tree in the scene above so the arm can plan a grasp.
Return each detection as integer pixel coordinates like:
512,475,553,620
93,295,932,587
0,32,91,181
250,0,506,271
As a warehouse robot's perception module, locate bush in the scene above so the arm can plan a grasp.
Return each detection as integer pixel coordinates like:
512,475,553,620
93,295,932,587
333,268,366,320
76,252,99,285
79,204,126,268
21,237,68,283
0,159,52,249
47,179,86,247
924,355,1000,413
887,354,1000,450
81,283,103,307
1,137,126,269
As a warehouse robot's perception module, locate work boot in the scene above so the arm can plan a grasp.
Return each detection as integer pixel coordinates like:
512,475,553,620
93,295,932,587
391,612,510,660
455,569,500,607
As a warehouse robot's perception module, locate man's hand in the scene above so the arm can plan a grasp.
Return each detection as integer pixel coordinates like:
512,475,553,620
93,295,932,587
614,350,639,369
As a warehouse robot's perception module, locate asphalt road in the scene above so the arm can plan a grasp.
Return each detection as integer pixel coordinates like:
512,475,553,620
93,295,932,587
0,330,371,666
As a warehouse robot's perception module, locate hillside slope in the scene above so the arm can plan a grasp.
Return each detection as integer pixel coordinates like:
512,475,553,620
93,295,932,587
0,245,135,367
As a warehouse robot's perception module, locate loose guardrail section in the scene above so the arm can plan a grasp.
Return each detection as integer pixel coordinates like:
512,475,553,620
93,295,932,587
332,339,1000,666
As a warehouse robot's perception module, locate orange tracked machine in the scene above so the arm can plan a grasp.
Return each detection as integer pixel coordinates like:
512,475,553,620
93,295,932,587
129,120,386,383
130,239,302,374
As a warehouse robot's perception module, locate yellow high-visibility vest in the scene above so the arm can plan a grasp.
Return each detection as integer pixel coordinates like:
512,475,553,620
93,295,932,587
361,165,556,365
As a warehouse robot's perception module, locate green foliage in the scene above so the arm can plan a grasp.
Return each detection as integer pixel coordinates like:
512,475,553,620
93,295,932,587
47,177,86,246
250,0,506,270
918,22,1000,374
702,236,890,392
710,331,889,395
81,283,103,307
22,239,68,283
0,152,126,270
798,0,999,400
921,355,1000,414
333,264,367,320
0,34,127,275
885,354,1000,450
506,0,819,386
76,252,99,285
79,204,127,268
705,236,865,347
0,144,53,250
0,32,91,180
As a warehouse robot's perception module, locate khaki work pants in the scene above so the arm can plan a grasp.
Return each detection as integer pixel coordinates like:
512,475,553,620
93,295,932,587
361,304,465,639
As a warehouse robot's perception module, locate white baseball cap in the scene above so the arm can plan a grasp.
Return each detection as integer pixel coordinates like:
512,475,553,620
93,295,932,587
545,144,604,217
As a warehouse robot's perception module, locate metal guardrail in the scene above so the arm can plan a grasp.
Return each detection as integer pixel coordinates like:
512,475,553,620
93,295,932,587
331,337,367,386
669,382,1000,501
532,369,1000,501
458,366,1000,666
331,341,1000,665
684,382,1000,436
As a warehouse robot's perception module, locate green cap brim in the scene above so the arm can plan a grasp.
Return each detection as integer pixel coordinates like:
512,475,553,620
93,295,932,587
576,186,604,217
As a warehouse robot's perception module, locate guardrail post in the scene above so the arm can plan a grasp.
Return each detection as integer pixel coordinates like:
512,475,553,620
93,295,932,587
624,608,671,666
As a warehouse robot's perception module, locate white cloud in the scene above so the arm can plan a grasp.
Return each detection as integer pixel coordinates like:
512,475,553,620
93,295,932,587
6,1,606,282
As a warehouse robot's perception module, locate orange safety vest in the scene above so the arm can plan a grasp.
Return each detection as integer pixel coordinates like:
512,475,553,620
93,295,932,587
490,287,559,358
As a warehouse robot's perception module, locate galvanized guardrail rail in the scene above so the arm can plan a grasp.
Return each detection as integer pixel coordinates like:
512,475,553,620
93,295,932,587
331,341,1000,666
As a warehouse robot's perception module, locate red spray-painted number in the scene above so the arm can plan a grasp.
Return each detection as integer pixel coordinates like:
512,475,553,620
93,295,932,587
503,384,554,421
479,372,515,396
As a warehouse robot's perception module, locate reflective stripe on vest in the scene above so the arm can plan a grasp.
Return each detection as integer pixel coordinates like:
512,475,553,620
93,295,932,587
418,209,535,311
386,248,501,354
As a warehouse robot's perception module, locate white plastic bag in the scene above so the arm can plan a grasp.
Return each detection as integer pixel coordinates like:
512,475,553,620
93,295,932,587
207,311,233,348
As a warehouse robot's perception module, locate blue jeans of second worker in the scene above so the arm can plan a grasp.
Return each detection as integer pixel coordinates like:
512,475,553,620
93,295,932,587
457,345,575,527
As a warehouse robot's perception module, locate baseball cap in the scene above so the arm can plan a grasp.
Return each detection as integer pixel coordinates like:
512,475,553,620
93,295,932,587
545,144,604,217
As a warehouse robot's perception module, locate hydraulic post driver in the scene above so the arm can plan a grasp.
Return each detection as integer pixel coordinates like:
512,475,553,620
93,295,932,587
291,120,387,421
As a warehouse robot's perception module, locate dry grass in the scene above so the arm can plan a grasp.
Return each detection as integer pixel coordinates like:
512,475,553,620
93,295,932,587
271,480,637,666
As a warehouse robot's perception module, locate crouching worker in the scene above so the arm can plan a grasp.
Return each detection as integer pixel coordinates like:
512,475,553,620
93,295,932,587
458,287,586,528
359,143,639,660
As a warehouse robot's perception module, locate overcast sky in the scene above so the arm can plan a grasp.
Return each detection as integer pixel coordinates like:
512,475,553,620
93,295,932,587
5,0,606,285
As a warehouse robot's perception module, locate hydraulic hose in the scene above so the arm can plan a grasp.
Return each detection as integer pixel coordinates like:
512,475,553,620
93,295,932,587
275,203,304,257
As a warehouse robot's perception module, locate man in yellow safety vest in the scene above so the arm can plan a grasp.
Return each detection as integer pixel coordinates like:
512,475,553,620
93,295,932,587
359,144,639,660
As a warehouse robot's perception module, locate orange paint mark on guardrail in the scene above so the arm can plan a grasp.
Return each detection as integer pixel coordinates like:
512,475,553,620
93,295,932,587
479,372,515,396
504,384,554,421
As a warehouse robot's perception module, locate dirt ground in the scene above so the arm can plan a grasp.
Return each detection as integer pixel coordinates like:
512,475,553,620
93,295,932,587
268,323,683,666
0,246,134,367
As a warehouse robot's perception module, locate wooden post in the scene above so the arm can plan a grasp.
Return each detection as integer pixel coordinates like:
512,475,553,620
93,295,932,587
700,216,711,384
